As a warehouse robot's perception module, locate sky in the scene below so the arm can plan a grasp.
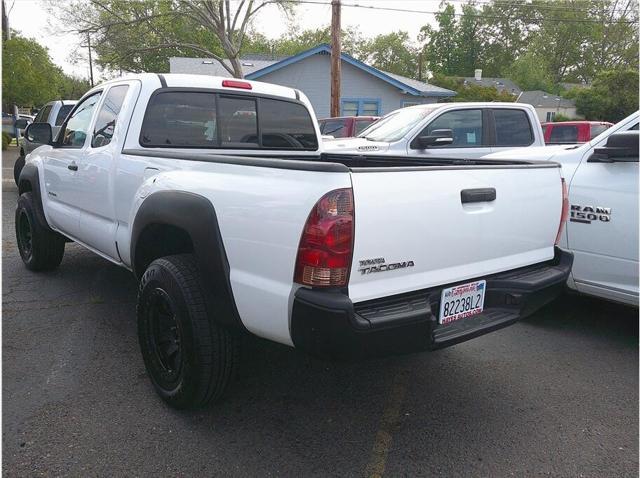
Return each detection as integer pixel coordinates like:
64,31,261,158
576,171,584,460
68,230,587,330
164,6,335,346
7,0,441,81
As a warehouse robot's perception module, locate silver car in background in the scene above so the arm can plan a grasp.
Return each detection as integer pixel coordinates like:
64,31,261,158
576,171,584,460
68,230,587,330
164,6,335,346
14,100,77,184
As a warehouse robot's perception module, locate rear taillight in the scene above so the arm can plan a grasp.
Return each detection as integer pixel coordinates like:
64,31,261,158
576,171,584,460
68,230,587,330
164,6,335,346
555,178,569,245
294,188,354,287
222,79,252,90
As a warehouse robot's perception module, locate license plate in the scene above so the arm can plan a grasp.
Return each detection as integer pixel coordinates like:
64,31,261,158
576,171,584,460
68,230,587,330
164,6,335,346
439,280,486,325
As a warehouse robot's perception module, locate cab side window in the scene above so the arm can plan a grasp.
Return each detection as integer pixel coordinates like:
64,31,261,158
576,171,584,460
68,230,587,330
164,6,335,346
419,109,482,148
92,85,129,148
60,93,102,148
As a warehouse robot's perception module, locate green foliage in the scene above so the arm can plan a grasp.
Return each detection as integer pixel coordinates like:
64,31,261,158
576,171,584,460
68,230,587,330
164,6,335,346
420,0,638,84
2,132,10,150
552,113,572,122
507,53,555,92
2,33,90,110
573,69,639,122
358,31,418,78
430,74,516,102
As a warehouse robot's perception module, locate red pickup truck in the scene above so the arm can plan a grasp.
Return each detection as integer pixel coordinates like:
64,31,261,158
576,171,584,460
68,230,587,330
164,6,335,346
318,116,379,138
541,121,613,144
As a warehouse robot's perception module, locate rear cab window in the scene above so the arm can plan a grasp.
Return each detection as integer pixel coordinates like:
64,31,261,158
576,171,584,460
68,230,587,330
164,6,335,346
549,125,579,143
140,90,318,151
493,109,534,146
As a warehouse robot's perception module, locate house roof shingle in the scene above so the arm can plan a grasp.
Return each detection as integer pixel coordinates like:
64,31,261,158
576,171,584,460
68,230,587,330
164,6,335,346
516,90,575,108
170,44,456,98
462,77,522,95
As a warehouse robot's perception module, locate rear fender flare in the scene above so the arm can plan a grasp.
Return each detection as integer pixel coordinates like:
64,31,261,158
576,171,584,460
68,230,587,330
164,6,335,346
131,191,244,330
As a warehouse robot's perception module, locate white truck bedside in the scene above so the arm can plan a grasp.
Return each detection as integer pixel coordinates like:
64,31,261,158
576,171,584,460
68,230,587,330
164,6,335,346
17,74,572,408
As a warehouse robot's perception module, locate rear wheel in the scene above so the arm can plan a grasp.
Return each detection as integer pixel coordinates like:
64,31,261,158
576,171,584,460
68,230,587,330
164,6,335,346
15,192,65,271
137,254,239,409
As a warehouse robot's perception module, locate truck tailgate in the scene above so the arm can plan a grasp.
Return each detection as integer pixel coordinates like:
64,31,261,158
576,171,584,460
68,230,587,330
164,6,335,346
348,164,563,303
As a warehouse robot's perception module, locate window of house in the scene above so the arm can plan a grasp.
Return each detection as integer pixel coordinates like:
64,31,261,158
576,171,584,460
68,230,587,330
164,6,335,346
546,111,556,122
340,98,380,116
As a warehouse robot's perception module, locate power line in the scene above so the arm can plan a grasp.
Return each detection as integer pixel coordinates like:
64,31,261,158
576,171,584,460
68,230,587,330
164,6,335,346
285,0,638,23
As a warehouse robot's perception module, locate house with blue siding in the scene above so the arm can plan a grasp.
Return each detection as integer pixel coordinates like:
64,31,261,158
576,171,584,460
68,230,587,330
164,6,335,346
169,44,456,118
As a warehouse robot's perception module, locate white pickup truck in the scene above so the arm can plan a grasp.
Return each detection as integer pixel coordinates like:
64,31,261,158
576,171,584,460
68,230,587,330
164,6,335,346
486,112,638,306
17,74,571,408
323,102,545,158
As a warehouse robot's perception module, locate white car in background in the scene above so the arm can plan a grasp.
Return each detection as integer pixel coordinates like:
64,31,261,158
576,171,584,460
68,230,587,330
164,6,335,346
323,102,545,159
485,112,639,306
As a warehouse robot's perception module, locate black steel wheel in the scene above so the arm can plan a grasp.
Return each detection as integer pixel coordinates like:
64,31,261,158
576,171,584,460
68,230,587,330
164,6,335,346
15,192,65,271
137,254,239,409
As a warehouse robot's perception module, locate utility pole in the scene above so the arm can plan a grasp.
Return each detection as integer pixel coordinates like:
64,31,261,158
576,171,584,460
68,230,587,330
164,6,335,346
87,33,94,87
330,0,341,117
2,0,11,41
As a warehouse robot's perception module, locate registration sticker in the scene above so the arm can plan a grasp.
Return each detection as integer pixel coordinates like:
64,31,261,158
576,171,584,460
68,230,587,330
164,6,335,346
439,280,486,325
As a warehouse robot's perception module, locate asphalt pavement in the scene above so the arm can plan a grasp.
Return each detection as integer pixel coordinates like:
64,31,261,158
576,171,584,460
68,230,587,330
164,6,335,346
2,146,638,477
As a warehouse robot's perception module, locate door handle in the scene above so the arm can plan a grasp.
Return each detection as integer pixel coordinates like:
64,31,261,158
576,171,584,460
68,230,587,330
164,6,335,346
461,188,496,204
68,162,78,171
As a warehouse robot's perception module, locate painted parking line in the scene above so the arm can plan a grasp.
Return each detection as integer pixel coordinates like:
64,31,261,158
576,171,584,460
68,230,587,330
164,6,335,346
364,370,410,478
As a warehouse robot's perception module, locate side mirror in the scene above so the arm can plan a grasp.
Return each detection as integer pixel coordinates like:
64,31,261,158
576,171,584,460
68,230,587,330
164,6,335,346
15,119,28,130
416,129,454,148
24,123,53,145
588,131,639,163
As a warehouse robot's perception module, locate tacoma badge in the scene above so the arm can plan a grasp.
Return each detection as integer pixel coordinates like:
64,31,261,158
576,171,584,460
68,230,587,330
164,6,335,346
358,257,415,275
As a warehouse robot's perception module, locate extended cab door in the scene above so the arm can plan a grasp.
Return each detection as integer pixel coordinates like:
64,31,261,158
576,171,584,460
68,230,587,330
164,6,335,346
42,92,103,238
407,107,491,158
487,108,538,153
73,83,134,259
567,127,639,304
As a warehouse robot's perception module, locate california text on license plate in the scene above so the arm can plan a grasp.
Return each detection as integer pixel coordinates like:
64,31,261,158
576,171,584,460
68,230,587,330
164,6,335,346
439,280,486,325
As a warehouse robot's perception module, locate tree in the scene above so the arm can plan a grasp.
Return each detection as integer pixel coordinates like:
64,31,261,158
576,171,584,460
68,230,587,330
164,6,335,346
572,69,639,122
51,0,292,78
429,74,516,102
1,33,90,109
507,52,555,92
420,4,458,75
358,31,418,78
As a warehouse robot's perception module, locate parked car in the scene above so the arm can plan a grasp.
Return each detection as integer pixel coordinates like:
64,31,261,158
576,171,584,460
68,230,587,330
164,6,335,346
318,116,379,138
17,74,571,408
3,112,34,138
485,112,638,306
323,102,545,158
14,100,77,184
542,121,613,144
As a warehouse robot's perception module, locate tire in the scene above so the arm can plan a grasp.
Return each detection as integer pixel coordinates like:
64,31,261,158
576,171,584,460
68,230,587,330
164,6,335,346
15,192,65,271
137,254,239,409
13,154,25,186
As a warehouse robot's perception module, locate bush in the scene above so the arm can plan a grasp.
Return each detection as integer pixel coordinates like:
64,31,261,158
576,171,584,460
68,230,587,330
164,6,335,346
2,133,10,151
553,113,572,122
